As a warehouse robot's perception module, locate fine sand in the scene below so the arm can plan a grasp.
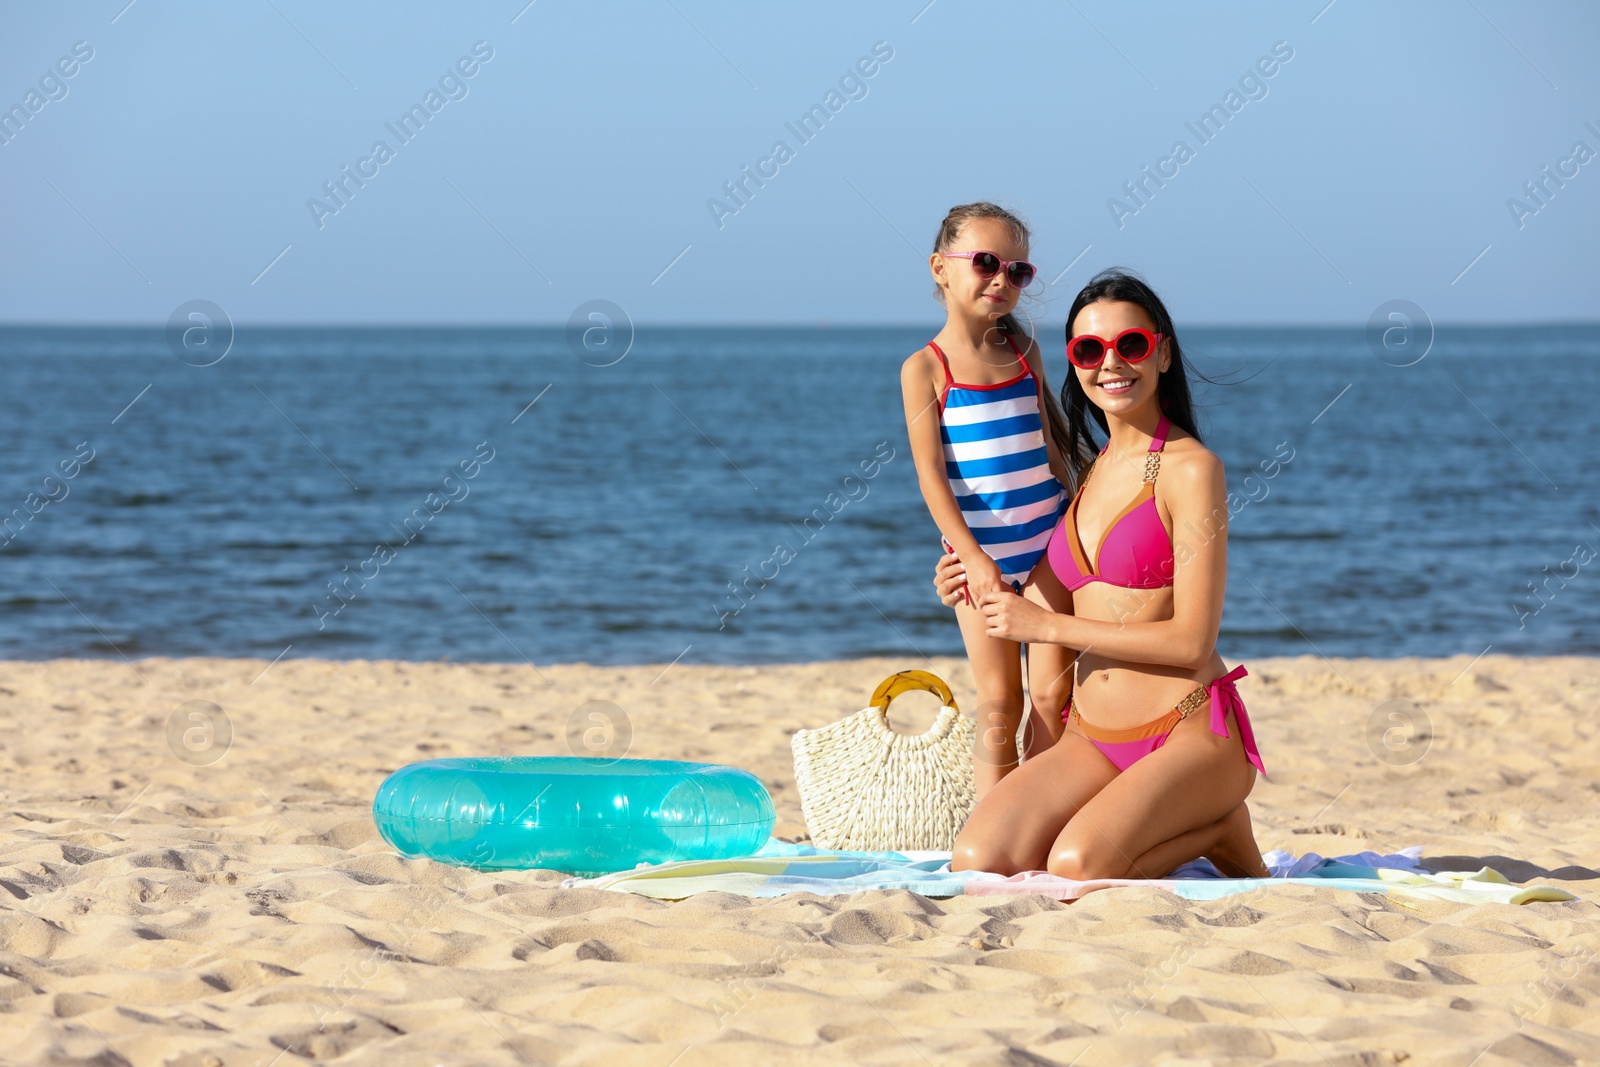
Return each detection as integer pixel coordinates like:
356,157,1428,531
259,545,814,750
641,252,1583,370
1,653,1597,1066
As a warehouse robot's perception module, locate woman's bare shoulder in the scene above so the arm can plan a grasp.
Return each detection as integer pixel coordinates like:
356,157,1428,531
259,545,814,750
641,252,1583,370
1160,433,1225,491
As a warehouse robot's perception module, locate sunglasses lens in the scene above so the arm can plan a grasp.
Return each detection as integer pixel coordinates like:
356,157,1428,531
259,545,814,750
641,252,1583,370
1007,261,1036,288
1069,337,1105,366
970,252,1000,277
1116,331,1152,360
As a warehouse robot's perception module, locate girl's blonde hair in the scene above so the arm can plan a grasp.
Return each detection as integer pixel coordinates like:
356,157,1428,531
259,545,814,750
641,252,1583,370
932,201,1084,479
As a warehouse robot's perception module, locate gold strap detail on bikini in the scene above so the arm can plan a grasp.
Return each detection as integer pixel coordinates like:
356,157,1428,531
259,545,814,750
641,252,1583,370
1173,684,1208,720
1143,450,1161,484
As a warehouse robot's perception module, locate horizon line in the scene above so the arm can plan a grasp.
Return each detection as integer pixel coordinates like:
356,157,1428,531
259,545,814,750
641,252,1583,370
2,318,1598,331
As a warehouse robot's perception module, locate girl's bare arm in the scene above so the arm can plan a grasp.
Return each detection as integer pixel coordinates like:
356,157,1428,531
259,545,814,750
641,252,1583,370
900,349,989,565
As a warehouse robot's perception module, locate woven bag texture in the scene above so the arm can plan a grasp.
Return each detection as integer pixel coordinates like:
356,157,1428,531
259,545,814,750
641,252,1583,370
791,670,975,850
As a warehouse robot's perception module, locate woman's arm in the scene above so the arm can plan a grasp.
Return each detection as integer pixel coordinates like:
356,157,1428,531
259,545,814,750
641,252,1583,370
899,350,996,570
978,448,1228,671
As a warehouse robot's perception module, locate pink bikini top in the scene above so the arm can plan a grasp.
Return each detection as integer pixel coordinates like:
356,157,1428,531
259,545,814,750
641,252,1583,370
1046,416,1176,591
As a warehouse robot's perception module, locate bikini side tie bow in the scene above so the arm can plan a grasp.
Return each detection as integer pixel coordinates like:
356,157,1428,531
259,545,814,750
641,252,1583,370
1207,664,1267,778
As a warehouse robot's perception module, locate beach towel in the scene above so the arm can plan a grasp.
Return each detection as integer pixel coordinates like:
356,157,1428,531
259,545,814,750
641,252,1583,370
564,840,1576,905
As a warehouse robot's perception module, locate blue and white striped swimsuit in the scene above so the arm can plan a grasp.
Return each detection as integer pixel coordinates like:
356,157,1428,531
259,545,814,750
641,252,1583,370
932,336,1066,593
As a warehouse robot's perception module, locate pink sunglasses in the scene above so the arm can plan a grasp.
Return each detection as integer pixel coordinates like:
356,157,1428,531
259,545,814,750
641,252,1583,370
941,250,1037,289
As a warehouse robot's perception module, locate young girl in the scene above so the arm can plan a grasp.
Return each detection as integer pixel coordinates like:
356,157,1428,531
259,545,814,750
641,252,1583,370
936,268,1269,880
900,202,1086,798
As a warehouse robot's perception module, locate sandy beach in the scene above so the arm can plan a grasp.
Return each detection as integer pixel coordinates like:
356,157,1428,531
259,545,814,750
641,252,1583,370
2,652,1597,1066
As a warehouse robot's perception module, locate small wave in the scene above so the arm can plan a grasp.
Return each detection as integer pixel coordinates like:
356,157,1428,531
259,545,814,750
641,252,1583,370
86,636,144,655
104,493,175,508
1218,626,1313,643
1230,530,1343,542
296,628,373,646
599,619,654,634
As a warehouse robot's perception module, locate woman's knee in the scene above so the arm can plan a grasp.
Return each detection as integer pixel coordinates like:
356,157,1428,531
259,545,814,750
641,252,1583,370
1046,847,1097,881
951,820,1028,875
951,837,1014,875
949,839,988,873
1046,836,1124,882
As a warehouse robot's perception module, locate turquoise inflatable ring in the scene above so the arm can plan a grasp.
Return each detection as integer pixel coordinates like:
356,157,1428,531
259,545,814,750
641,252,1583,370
372,756,776,874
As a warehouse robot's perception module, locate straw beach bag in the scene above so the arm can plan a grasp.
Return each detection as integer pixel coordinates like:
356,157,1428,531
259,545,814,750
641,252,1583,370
791,670,975,851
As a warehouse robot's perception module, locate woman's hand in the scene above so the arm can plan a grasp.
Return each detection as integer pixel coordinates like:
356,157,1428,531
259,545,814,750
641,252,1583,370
962,554,1007,602
977,589,1056,644
933,551,967,607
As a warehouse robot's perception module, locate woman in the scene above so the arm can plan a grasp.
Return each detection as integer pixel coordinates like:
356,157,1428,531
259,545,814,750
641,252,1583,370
935,269,1270,880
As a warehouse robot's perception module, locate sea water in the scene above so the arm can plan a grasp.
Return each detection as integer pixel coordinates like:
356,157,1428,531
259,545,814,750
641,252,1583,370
0,324,1593,665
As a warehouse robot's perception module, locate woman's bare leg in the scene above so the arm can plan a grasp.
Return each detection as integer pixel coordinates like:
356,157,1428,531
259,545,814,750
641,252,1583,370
951,724,1120,874
1203,803,1270,878
952,594,1024,799
1020,556,1075,755
1045,711,1263,881
1118,803,1269,880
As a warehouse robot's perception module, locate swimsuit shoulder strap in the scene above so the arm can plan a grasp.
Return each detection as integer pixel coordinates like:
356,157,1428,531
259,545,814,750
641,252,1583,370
927,341,954,391
1002,331,1034,379
1144,416,1171,484
1149,415,1171,452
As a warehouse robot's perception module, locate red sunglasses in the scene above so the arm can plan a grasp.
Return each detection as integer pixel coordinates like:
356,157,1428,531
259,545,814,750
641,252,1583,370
941,250,1037,289
1066,327,1165,369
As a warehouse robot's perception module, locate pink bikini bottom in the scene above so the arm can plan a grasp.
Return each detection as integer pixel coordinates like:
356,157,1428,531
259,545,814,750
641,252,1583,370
1064,664,1266,776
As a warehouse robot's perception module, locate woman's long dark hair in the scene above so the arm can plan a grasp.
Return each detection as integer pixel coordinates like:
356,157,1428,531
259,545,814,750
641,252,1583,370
931,202,1075,462
1060,268,1205,487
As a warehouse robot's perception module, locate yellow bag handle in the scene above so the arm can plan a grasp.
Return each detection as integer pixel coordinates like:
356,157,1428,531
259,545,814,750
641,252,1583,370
868,670,958,713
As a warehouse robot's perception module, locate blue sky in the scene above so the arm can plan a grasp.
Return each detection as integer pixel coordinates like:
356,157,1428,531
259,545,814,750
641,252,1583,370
2,1,1596,326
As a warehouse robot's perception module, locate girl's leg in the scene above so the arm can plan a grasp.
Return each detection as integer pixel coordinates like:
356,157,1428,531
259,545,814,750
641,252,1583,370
1045,711,1264,881
951,724,1120,874
952,594,1023,799
1020,556,1075,755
